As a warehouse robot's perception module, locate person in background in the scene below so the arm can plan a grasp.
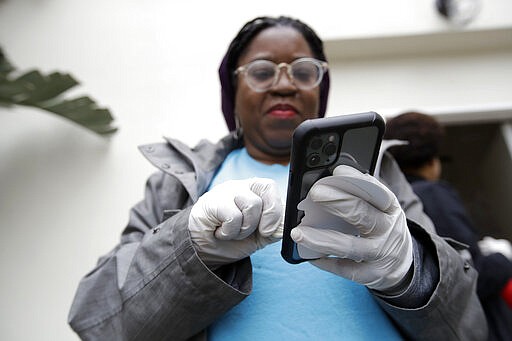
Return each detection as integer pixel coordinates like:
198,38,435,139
68,17,486,340
384,111,512,341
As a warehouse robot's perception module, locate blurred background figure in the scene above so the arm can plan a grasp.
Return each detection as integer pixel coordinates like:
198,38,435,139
479,236,512,262
384,111,512,341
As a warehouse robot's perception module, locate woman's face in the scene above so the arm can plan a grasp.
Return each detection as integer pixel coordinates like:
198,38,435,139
234,26,321,164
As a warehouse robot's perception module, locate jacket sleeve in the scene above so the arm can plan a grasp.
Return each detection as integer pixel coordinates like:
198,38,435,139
377,153,488,340
68,172,252,341
376,222,488,340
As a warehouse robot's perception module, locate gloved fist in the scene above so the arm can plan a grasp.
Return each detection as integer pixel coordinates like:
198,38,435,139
291,165,413,292
189,178,283,267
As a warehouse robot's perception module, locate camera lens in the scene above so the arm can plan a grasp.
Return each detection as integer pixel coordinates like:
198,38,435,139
307,153,321,166
323,142,337,156
310,138,323,150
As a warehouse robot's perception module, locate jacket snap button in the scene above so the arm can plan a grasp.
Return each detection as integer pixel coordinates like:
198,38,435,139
162,163,170,169
146,146,154,153
152,227,160,234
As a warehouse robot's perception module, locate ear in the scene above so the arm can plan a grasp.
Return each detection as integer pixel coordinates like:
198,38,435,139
425,157,442,181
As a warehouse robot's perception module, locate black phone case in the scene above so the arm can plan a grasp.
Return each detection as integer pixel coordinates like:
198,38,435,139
281,111,385,264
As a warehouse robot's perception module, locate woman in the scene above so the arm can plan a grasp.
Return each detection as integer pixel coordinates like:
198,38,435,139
68,16,486,340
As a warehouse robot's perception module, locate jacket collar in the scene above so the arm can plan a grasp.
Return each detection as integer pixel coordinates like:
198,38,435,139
139,133,243,202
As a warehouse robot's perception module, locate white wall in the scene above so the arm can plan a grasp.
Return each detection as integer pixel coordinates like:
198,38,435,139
328,50,512,116
0,1,511,340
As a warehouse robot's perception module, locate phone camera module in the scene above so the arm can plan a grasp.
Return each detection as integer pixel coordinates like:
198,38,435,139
310,138,323,150
323,142,337,156
307,153,321,167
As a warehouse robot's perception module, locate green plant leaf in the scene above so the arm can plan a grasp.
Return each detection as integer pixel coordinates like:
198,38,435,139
42,96,117,135
0,46,117,135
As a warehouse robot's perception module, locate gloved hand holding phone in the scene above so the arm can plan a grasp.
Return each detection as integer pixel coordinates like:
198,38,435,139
291,165,413,292
188,178,283,268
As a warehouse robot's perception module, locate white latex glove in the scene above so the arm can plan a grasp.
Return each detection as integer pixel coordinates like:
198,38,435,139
188,178,283,267
478,236,512,260
291,165,413,292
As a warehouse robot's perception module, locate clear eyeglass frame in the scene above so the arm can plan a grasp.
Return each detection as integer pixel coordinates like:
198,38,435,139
234,57,328,92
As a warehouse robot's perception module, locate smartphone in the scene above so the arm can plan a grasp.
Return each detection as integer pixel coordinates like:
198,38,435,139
281,111,385,264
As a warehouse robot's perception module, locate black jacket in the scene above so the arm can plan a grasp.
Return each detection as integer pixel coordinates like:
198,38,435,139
408,175,512,341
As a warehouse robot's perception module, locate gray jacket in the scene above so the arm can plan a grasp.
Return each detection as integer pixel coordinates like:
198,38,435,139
68,133,487,340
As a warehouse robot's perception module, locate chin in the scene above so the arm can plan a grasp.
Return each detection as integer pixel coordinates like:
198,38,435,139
266,126,293,141
266,136,292,152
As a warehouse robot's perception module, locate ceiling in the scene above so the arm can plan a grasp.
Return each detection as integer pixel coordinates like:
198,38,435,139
324,27,512,60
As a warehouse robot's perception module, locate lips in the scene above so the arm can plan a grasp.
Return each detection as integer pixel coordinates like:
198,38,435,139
267,104,298,118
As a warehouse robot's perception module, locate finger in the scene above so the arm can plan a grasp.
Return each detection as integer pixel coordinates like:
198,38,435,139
305,186,384,236
213,192,261,241
233,192,263,239
212,199,244,240
314,165,395,212
216,190,261,240
250,178,283,237
270,220,284,239
291,225,371,261
311,257,371,284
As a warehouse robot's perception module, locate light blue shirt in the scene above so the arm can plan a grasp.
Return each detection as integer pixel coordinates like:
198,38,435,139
207,147,290,202
208,148,402,341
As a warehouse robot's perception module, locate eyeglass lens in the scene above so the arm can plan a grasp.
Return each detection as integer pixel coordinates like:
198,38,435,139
245,59,323,91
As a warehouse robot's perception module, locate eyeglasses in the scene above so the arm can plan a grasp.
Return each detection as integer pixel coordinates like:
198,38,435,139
234,57,328,92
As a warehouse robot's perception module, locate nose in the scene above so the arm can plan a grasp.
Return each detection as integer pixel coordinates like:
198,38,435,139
271,64,297,91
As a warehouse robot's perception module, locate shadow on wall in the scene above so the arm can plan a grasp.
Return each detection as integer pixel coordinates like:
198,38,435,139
0,106,114,220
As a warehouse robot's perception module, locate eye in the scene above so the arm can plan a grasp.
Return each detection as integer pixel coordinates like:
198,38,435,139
249,65,275,81
293,69,314,82
292,65,316,83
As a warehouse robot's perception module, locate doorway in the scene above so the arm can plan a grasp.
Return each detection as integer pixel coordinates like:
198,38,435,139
440,120,512,240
